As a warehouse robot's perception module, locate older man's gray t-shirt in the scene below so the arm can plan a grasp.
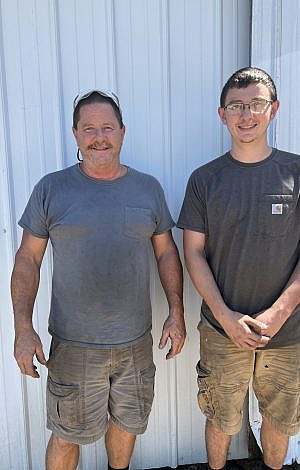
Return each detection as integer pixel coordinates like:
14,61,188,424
19,165,174,347
177,149,300,348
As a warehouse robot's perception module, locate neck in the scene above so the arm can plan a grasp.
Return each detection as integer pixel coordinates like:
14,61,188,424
80,161,126,180
230,140,272,163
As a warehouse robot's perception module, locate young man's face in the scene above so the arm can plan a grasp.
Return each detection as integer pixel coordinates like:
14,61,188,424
218,83,279,146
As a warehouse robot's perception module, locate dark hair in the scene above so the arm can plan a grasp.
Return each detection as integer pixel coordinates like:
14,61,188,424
73,92,124,129
220,67,277,107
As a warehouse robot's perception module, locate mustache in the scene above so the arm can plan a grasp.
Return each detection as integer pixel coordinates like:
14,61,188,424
87,142,112,150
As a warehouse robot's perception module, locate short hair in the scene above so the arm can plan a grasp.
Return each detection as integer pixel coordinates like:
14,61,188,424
220,67,277,107
73,92,124,129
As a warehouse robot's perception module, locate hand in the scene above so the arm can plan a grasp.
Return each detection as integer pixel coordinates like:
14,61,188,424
159,309,186,359
253,308,287,338
220,310,270,350
14,327,47,378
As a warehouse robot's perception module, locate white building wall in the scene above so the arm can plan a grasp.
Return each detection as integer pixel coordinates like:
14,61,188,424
0,1,250,468
251,0,300,464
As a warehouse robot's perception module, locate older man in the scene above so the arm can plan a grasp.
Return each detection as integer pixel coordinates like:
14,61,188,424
12,90,185,470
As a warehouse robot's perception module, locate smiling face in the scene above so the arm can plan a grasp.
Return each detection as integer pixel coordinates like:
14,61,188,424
72,102,125,170
218,83,279,146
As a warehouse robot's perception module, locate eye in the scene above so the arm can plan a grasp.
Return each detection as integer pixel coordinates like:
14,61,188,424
229,103,242,111
250,100,265,112
84,127,95,133
103,126,114,132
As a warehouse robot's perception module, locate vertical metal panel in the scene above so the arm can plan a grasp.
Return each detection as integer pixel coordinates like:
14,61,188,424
251,0,300,464
1,1,250,468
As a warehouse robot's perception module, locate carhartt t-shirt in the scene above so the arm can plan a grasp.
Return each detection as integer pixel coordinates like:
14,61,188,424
19,164,174,347
177,148,300,348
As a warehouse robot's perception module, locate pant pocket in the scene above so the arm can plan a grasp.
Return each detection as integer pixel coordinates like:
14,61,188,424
47,376,81,426
196,360,215,420
139,363,156,417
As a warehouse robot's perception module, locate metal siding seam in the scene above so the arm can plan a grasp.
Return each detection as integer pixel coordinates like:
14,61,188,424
160,0,179,463
250,0,300,463
0,2,29,467
49,0,69,170
105,0,117,90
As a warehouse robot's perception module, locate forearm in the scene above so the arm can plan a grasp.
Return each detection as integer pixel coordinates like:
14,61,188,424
185,250,230,322
156,246,184,316
269,258,300,320
11,252,40,332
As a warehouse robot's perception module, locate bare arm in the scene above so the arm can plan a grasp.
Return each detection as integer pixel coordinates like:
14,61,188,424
255,257,300,338
151,231,186,359
11,230,48,378
183,229,270,349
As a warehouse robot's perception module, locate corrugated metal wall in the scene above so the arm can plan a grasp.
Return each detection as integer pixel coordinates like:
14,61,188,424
250,0,300,464
0,1,251,469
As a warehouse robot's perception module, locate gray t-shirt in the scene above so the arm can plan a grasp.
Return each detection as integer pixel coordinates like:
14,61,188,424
19,164,174,347
177,148,300,348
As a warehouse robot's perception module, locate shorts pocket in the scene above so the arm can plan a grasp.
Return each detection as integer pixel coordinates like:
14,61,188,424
196,361,215,419
139,363,156,416
47,376,81,426
124,207,156,239
255,194,294,238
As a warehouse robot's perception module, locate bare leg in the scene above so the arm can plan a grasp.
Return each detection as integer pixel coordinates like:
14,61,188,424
46,434,79,470
105,420,136,469
205,420,231,469
261,417,289,469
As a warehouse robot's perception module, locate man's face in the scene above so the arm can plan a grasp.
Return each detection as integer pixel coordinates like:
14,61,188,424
73,102,125,167
218,83,279,145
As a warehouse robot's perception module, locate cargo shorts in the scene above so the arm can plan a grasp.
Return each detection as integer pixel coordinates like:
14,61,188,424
46,333,156,444
197,322,300,436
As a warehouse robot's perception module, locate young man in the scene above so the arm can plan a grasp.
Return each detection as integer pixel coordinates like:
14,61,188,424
12,90,186,470
178,68,300,470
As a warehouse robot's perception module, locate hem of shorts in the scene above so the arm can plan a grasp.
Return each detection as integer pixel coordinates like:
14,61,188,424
110,416,147,435
259,409,300,436
206,416,242,436
47,421,105,445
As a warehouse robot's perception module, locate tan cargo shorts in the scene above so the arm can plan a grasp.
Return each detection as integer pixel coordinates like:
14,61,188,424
46,333,156,444
197,322,300,436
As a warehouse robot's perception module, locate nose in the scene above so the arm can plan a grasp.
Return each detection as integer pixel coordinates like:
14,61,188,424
240,103,252,117
93,128,106,138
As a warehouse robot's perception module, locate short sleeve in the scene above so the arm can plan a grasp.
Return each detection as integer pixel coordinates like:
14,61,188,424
177,171,206,233
153,182,175,234
18,180,49,238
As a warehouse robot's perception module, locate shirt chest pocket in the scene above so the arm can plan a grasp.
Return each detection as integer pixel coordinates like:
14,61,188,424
254,194,295,239
124,206,156,239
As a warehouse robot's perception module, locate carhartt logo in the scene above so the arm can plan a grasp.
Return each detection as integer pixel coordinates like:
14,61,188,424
272,203,283,215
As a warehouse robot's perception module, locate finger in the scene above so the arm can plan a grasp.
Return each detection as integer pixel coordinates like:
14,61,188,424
17,360,27,375
246,317,267,333
258,335,271,346
36,345,47,365
166,343,176,359
23,357,40,378
173,336,185,354
159,329,170,349
243,326,261,342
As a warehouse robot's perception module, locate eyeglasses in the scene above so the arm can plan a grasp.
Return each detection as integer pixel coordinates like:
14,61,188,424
224,99,273,115
73,89,122,113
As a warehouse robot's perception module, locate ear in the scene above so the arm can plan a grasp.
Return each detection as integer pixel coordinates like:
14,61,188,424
121,125,126,139
72,127,77,138
218,107,227,125
270,100,280,120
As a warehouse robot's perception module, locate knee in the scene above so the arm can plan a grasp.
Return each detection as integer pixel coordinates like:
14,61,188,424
50,434,78,452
